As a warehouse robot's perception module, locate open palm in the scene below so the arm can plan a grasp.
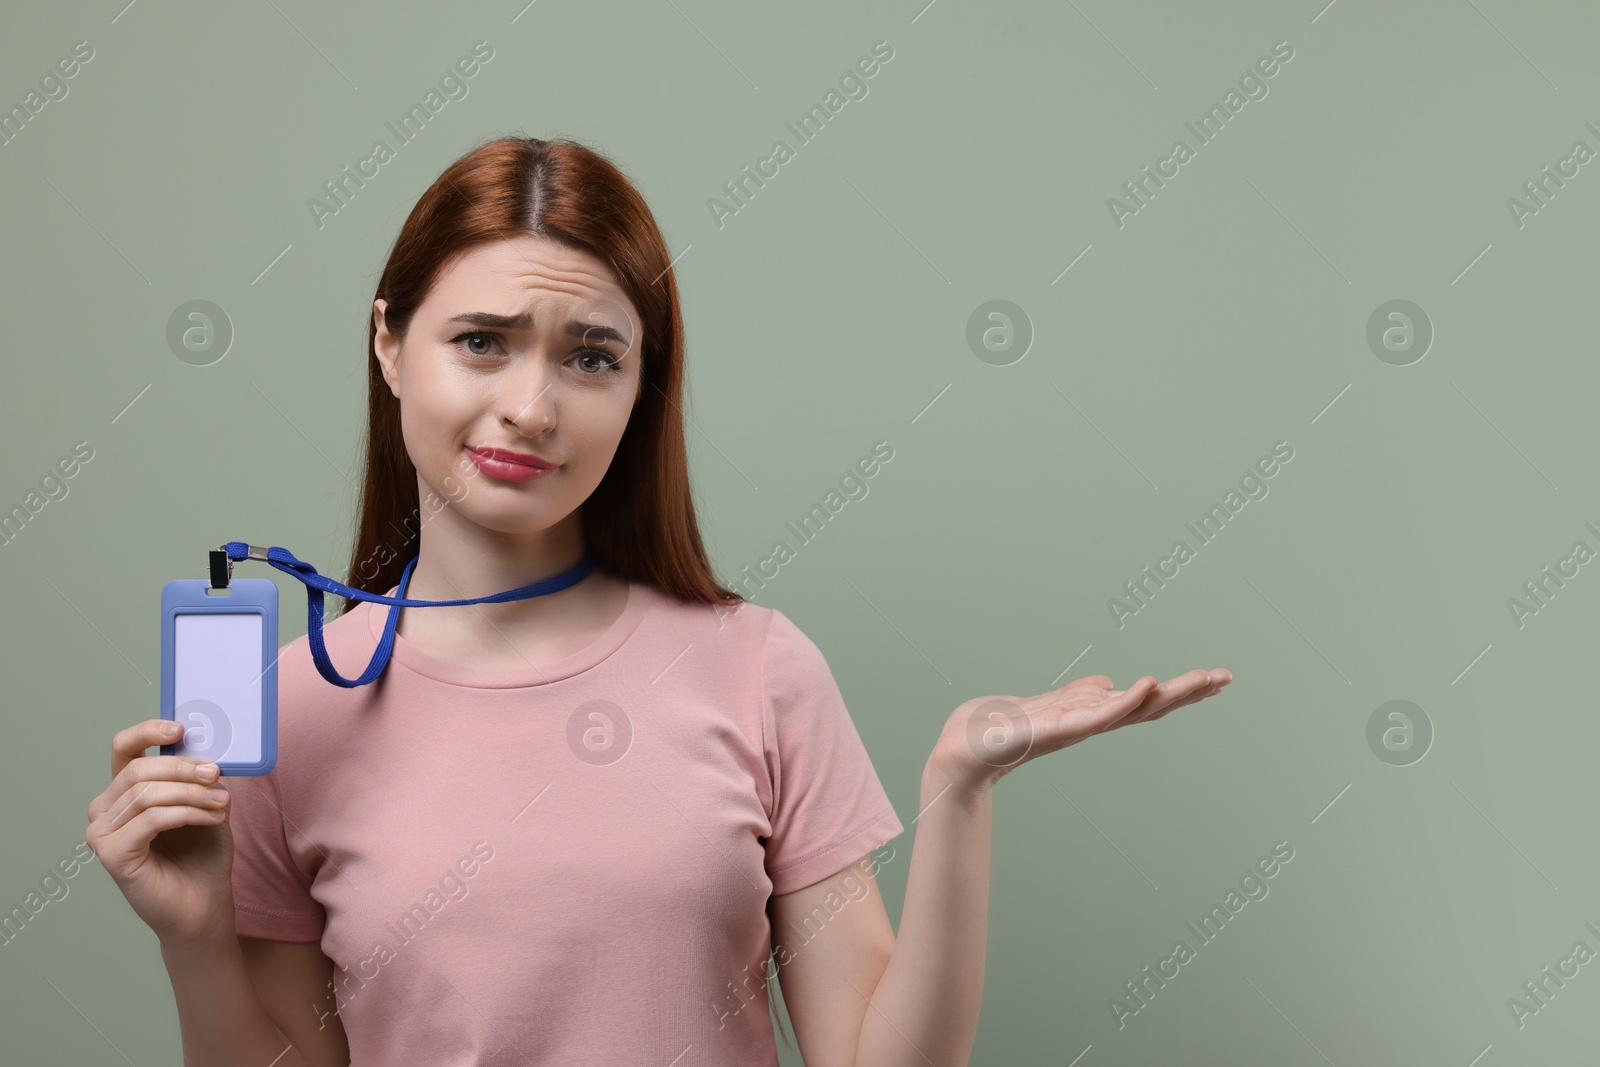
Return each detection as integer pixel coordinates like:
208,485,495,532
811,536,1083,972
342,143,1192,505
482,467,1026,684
934,669,1232,790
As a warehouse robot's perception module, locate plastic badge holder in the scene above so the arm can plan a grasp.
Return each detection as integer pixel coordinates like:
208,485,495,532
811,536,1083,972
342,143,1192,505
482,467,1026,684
159,574,278,775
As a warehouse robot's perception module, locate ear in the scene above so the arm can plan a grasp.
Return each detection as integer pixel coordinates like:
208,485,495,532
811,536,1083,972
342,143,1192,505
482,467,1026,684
372,298,402,399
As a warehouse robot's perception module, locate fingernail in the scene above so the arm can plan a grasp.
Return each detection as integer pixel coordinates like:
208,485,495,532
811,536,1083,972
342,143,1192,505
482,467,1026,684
206,787,228,802
165,721,181,734
196,763,218,780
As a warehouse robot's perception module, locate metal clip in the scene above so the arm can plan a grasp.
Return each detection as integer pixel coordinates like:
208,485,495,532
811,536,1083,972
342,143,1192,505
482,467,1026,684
208,547,232,590
246,545,269,562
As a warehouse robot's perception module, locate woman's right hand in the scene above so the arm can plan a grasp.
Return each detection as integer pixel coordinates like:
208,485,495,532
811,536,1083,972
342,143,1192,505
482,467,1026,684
86,718,236,946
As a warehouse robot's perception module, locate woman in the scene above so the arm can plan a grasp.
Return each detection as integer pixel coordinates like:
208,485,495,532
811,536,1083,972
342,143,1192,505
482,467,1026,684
85,135,1230,1066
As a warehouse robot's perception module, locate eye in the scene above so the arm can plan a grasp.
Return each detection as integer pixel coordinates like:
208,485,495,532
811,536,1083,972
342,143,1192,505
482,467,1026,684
574,349,624,376
449,330,625,375
449,331,501,358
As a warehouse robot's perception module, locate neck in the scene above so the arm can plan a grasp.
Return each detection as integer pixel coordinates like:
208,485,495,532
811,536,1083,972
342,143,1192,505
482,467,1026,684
402,502,591,604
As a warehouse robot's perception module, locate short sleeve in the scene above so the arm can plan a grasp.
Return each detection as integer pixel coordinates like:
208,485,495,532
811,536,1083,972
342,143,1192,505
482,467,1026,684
760,610,904,896
223,770,325,942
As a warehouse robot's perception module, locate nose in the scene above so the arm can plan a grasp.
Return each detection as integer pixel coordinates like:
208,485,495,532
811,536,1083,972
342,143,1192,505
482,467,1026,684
501,362,555,438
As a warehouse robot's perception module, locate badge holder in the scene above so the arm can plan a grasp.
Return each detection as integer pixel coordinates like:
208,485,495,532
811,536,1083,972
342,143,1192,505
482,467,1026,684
159,548,278,776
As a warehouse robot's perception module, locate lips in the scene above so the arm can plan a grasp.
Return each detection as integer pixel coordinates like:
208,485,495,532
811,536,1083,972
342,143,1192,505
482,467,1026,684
464,445,558,483
465,445,556,470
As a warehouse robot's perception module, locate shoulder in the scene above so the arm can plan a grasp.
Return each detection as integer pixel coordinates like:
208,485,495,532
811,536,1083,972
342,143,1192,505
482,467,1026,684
755,605,843,704
648,588,841,705
634,586,828,669
633,583,775,649
627,585,840,697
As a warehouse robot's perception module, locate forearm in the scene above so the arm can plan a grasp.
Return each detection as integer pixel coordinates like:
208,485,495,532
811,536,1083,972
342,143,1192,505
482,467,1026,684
160,925,307,1067
855,758,992,1067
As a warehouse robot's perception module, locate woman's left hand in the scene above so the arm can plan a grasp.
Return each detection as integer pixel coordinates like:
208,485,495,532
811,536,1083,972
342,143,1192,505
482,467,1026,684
928,669,1232,792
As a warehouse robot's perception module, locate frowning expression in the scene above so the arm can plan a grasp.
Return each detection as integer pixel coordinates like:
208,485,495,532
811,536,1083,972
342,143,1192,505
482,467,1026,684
372,234,644,536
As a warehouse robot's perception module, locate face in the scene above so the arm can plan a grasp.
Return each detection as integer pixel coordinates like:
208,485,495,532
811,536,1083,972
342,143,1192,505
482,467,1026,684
372,235,644,539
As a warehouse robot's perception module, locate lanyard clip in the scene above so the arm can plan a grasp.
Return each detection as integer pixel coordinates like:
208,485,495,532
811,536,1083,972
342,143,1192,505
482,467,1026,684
209,543,271,590
208,547,232,591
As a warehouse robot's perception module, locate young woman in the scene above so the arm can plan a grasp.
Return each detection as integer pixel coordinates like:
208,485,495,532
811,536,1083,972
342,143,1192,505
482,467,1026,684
86,135,1230,1066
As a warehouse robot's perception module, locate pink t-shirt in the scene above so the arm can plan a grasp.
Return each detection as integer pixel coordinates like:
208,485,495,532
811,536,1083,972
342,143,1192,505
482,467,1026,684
224,577,904,1065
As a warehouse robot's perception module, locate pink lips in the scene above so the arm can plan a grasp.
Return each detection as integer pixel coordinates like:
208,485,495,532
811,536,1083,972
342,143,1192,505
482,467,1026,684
464,445,557,482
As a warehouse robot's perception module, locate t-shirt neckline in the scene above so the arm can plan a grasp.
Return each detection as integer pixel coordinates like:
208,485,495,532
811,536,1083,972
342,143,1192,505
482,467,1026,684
363,577,648,689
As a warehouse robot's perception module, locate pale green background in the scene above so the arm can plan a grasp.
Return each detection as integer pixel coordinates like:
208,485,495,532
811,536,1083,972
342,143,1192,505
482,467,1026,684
2,0,1596,1063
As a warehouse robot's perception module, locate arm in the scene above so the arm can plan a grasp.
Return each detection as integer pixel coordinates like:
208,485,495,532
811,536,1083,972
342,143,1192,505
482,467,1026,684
86,718,351,1067
851,758,991,1067
159,926,349,1067
768,852,897,1067
766,770,989,1067
239,936,351,1065
773,669,1230,1066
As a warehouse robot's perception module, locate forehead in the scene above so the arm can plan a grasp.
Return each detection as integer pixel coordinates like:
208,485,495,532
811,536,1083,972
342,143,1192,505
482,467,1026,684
425,235,639,332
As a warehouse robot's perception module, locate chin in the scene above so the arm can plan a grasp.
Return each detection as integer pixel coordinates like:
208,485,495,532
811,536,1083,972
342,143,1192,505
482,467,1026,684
458,502,569,537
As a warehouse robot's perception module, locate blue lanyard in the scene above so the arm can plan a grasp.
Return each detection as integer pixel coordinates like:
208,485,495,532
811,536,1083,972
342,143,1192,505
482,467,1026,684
218,542,599,688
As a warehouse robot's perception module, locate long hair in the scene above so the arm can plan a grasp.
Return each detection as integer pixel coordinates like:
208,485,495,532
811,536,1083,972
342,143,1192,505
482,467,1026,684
340,135,794,1046
343,135,741,612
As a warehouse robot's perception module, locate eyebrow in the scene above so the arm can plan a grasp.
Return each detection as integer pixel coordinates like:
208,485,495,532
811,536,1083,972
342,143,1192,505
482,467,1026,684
443,311,630,348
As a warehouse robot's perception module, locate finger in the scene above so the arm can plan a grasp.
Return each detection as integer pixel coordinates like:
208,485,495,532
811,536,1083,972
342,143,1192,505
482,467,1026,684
1157,688,1219,719
1101,669,1233,731
1141,669,1211,709
1082,676,1158,733
1148,679,1231,721
110,719,184,780
1185,669,1232,699
91,752,217,822
101,780,229,835
98,803,229,861
1125,669,1213,724
1165,667,1216,690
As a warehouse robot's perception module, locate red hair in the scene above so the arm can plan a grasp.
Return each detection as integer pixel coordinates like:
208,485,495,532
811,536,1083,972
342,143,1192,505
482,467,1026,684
342,135,741,614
